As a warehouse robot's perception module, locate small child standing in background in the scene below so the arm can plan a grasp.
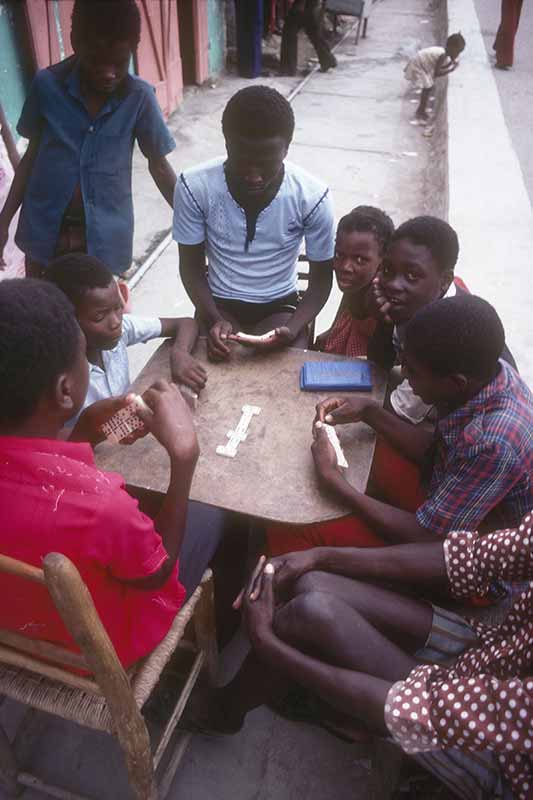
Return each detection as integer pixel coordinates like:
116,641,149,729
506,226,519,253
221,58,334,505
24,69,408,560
404,33,465,121
316,206,394,358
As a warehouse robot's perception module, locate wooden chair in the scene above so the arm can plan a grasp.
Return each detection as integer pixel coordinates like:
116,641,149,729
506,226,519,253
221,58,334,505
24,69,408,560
0,553,217,799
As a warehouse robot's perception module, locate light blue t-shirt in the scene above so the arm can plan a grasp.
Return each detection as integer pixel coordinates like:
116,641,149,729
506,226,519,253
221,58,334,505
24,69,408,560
173,158,335,303
65,314,162,430
85,314,162,408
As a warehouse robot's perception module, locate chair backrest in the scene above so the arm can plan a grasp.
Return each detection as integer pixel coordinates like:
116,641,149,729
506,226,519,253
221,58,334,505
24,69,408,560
325,0,365,16
0,552,157,797
0,552,140,717
0,553,98,690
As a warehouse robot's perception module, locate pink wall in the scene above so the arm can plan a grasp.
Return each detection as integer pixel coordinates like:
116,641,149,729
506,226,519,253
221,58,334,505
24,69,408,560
137,0,183,118
192,1,210,85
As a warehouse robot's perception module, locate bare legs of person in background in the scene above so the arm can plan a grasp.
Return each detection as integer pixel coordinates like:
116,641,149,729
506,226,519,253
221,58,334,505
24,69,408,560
493,0,523,69
280,0,337,76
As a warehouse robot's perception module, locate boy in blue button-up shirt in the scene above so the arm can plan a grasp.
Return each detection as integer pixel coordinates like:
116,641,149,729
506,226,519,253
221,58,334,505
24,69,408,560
0,0,176,278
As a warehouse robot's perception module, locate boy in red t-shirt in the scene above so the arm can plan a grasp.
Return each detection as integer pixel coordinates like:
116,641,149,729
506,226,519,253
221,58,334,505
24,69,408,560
0,279,199,667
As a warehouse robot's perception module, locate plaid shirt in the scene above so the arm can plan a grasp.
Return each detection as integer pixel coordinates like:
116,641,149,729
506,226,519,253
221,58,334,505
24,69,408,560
416,361,533,535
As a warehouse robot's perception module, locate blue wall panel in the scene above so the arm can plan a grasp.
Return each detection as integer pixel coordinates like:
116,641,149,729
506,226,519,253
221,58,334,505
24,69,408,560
207,0,226,76
0,1,32,138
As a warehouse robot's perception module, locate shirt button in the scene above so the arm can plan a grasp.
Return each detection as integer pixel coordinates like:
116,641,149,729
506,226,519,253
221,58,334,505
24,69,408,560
88,126,94,133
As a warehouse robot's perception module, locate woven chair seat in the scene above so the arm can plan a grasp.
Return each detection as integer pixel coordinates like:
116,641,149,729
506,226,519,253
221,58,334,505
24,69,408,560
0,579,204,734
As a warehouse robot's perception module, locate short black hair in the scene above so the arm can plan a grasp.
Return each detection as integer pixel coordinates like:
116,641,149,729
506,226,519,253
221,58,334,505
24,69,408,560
71,0,141,49
447,32,466,52
405,295,505,381
0,279,81,425
391,216,459,273
222,86,295,144
46,253,114,309
337,206,395,255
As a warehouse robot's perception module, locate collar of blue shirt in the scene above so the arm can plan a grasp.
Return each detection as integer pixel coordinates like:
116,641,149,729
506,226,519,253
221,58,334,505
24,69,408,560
56,55,132,115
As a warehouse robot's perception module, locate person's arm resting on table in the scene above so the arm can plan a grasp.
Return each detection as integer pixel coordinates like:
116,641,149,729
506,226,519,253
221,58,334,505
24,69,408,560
174,172,236,360
159,317,206,393
324,398,434,464
178,242,234,361
312,396,435,544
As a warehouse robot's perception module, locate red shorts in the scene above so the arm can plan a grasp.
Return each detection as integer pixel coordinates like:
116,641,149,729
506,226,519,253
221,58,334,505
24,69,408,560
267,437,426,556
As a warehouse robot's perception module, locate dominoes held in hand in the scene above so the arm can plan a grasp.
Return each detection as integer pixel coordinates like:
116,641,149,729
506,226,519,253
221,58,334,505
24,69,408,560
232,330,276,344
315,421,348,468
100,395,150,444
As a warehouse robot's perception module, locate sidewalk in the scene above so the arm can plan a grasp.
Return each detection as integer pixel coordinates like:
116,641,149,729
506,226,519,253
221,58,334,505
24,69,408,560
0,2,482,798
447,0,533,386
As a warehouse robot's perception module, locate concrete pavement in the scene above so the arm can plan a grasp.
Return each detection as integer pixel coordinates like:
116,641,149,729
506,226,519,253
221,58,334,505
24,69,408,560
447,0,533,386
473,0,533,205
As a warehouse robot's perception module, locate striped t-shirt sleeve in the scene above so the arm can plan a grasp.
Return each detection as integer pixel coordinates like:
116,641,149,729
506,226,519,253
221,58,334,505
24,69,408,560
302,188,336,262
172,173,206,245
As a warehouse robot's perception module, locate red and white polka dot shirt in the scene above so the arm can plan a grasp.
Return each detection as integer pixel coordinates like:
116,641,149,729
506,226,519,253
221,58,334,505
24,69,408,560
384,512,533,799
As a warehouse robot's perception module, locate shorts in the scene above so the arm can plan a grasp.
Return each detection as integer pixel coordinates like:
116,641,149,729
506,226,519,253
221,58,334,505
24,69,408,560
413,749,514,800
412,605,513,799
415,604,479,666
212,292,299,331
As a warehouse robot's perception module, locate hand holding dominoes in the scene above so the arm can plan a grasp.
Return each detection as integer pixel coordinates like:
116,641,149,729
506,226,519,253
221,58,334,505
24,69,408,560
101,381,199,464
208,319,235,362
311,421,350,491
314,395,375,427
314,421,348,468
100,394,151,444
71,394,146,446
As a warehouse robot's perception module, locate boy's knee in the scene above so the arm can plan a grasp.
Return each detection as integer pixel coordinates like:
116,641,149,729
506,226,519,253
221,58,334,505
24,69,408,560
275,590,340,642
292,570,330,596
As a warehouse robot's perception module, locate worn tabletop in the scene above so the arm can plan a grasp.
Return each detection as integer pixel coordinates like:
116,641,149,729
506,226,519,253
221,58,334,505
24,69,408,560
95,340,387,524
